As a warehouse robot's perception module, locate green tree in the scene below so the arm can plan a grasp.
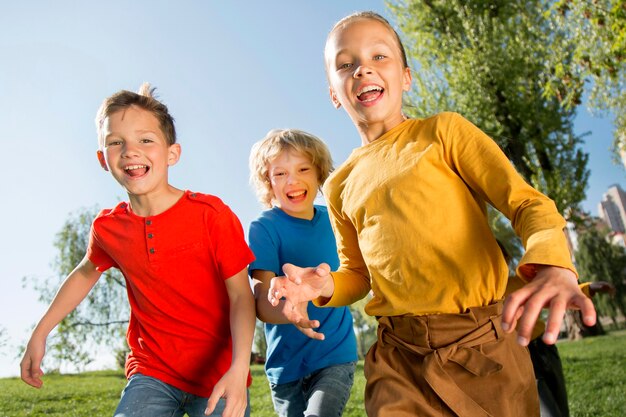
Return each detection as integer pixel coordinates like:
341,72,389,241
547,0,626,156
349,296,378,359
388,0,589,214
575,223,626,325
253,318,267,359
23,207,129,370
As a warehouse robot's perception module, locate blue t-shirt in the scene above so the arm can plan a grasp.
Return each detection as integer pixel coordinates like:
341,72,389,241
248,205,358,384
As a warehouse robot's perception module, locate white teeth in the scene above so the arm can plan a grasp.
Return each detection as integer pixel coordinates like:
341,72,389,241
357,85,383,97
288,190,306,198
125,165,146,171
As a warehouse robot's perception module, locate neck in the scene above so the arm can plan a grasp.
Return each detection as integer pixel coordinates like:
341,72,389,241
356,113,407,145
128,186,184,217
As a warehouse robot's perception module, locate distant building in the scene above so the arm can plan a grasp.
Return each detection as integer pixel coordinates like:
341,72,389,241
598,184,626,233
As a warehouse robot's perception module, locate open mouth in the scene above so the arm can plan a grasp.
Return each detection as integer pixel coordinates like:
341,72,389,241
357,85,384,102
287,190,307,201
124,164,149,177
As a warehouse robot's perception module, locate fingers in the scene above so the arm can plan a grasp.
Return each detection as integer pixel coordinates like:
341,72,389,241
20,356,44,388
577,295,597,326
282,263,302,284
220,397,247,417
296,324,326,340
295,318,320,329
205,388,222,416
294,317,323,340
542,297,567,344
315,263,331,276
268,277,286,306
502,290,528,334
512,295,543,347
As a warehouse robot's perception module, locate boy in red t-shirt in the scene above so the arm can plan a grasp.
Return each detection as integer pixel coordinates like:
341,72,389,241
20,83,256,417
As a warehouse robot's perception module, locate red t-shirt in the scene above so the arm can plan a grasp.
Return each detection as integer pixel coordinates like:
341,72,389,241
86,190,254,397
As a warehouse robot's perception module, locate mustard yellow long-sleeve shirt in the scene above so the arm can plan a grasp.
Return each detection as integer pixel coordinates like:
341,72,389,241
321,112,575,317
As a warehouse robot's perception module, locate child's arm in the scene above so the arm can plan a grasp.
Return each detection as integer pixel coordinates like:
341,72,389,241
20,256,102,388
502,265,596,346
205,267,255,417
251,269,325,340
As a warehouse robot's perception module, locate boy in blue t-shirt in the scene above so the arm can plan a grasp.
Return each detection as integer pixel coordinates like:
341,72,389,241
248,129,358,416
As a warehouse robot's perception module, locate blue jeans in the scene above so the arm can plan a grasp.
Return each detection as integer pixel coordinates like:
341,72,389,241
113,373,250,417
270,362,356,417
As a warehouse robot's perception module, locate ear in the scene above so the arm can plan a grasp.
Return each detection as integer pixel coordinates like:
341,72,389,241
167,143,182,166
402,66,413,92
96,150,109,171
329,87,342,109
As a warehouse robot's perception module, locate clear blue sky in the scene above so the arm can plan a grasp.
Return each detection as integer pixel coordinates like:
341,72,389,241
0,1,623,378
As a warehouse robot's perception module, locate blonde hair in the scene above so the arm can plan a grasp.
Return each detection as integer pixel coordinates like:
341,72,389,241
249,129,334,208
325,11,409,69
95,82,176,148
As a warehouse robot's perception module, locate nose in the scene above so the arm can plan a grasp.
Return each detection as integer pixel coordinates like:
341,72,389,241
353,64,373,78
286,171,299,185
121,142,140,158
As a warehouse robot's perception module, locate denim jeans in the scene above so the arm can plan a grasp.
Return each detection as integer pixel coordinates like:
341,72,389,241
269,362,356,417
113,373,250,417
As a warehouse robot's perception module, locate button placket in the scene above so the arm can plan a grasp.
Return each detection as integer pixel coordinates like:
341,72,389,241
146,219,156,256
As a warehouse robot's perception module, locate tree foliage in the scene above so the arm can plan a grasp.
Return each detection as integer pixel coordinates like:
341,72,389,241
575,223,626,324
349,296,378,359
23,207,129,370
388,0,589,214
548,0,626,155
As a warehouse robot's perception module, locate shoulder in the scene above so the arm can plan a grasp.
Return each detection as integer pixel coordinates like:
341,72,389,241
314,204,329,218
92,201,130,224
249,209,282,245
185,191,230,213
250,208,283,232
416,112,468,130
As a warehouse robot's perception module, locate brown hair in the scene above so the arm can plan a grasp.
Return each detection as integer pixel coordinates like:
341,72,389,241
95,82,176,147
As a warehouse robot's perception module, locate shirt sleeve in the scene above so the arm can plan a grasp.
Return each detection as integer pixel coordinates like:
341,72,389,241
209,206,255,279
85,219,115,272
443,112,576,281
248,219,280,276
314,196,371,307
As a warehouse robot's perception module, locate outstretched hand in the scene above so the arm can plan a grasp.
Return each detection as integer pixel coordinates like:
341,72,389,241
502,266,596,346
268,263,333,340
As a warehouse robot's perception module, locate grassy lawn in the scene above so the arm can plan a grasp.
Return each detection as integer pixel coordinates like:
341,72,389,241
1,332,623,416
557,330,626,417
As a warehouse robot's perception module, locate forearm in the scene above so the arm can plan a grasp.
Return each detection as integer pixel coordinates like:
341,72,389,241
226,270,256,376
255,293,292,324
32,258,101,339
229,293,255,374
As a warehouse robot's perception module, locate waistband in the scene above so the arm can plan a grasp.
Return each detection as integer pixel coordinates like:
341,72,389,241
377,302,505,417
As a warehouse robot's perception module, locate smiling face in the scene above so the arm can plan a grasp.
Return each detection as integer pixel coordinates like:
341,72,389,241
325,17,412,141
98,105,180,199
268,149,320,220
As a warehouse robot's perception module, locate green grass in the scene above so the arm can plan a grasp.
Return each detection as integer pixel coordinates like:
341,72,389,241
557,330,626,417
1,333,623,416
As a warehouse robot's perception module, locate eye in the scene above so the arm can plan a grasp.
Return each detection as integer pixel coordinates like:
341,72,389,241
299,167,311,173
140,137,154,143
373,54,386,61
106,139,122,146
338,62,353,70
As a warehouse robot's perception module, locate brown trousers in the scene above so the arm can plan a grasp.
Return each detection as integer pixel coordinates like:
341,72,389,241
364,302,539,417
